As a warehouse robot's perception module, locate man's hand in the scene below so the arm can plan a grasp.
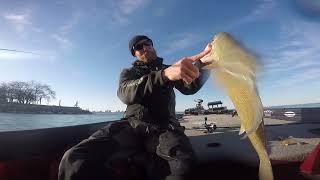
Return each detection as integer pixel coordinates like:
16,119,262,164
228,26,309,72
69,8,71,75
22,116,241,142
163,58,199,84
163,43,212,84
198,43,213,64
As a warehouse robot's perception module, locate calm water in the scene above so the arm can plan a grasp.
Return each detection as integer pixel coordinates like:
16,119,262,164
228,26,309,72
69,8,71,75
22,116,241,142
0,103,319,132
0,112,124,132
268,103,320,109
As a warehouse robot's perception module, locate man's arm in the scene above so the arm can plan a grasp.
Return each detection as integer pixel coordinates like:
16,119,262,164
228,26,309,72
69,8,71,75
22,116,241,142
117,68,170,105
162,43,212,94
174,60,210,95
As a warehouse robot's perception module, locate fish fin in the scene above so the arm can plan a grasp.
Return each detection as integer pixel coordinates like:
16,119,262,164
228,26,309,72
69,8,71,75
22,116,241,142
245,103,264,135
239,125,245,135
245,119,262,135
240,133,248,140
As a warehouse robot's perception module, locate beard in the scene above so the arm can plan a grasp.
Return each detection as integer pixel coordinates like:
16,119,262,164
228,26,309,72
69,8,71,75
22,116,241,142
142,49,158,62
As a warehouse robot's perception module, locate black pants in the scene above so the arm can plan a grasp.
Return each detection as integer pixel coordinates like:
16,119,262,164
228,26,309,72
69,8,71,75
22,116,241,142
58,120,196,180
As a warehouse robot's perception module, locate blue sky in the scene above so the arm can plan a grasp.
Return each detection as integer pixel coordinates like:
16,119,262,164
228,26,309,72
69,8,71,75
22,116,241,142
0,0,319,111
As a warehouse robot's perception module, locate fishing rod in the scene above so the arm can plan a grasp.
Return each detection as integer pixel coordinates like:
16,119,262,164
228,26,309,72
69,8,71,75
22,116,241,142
0,48,40,55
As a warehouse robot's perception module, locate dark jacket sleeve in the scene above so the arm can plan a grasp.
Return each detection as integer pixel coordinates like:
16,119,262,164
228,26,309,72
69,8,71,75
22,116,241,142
174,60,210,95
117,68,169,105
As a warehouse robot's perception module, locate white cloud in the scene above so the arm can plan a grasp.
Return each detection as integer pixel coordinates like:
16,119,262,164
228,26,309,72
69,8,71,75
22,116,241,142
163,33,201,55
59,11,82,34
271,68,320,87
31,27,43,32
0,49,56,62
110,0,150,25
251,0,275,16
3,13,32,32
2,9,43,34
0,51,37,60
118,0,147,15
262,20,320,88
4,14,30,23
153,7,165,17
226,0,276,29
53,10,83,51
111,12,129,25
51,34,73,50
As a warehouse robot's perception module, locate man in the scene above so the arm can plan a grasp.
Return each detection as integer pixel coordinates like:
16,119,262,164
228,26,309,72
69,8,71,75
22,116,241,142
58,35,212,180
117,35,212,180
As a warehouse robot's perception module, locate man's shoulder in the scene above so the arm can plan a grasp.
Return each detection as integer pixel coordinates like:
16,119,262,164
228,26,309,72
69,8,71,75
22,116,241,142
119,65,141,77
120,67,134,74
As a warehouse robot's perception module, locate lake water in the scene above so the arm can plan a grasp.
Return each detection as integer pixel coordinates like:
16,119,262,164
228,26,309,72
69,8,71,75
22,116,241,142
268,103,320,109
0,103,319,132
0,112,124,132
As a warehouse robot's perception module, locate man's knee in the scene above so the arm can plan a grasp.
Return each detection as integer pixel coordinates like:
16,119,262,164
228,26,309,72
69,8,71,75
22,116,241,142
156,131,196,177
59,141,87,166
58,147,84,180
170,152,195,173
157,131,194,158
58,120,143,180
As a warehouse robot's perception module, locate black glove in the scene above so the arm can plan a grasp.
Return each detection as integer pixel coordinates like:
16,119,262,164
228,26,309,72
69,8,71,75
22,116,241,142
128,118,159,135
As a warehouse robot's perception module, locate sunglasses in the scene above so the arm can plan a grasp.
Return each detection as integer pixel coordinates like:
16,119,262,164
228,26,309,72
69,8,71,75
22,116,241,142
133,40,153,51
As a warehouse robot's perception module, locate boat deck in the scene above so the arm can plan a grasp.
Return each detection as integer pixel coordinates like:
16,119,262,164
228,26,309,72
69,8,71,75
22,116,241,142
180,114,320,165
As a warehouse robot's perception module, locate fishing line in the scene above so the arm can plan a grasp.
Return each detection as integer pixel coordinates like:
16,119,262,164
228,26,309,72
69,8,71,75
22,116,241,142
0,48,40,55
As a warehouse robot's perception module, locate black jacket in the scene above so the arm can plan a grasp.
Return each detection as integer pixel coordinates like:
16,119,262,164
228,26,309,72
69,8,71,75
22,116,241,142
117,57,209,129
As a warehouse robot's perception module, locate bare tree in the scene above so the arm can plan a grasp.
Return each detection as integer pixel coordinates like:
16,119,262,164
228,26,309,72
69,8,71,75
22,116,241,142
6,81,26,103
32,82,46,104
0,83,8,103
42,84,56,104
23,81,36,104
0,81,56,104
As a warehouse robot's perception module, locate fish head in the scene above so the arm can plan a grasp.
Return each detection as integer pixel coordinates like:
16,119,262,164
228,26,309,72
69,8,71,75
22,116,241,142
202,32,235,69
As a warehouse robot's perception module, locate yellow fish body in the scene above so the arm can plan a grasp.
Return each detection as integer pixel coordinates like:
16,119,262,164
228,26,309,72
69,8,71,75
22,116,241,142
202,32,273,180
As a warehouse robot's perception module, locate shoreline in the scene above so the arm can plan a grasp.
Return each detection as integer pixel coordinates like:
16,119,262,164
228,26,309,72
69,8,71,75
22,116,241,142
0,102,91,114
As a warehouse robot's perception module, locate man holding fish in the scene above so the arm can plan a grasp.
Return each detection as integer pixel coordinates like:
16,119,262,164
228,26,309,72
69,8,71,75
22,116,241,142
59,32,273,180
58,35,213,180
117,35,213,180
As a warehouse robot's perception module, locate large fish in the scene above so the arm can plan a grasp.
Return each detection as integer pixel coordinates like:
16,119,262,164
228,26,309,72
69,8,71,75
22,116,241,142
201,32,274,180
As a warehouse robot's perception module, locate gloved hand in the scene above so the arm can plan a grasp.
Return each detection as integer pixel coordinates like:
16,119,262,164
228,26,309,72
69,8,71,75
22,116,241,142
128,118,159,135
168,124,185,133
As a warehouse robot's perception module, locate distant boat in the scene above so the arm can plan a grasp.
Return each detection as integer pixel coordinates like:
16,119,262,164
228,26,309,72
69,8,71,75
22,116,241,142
184,100,230,115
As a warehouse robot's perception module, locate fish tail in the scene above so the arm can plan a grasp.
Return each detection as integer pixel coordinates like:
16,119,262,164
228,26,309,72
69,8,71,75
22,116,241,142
259,156,274,180
248,125,274,180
